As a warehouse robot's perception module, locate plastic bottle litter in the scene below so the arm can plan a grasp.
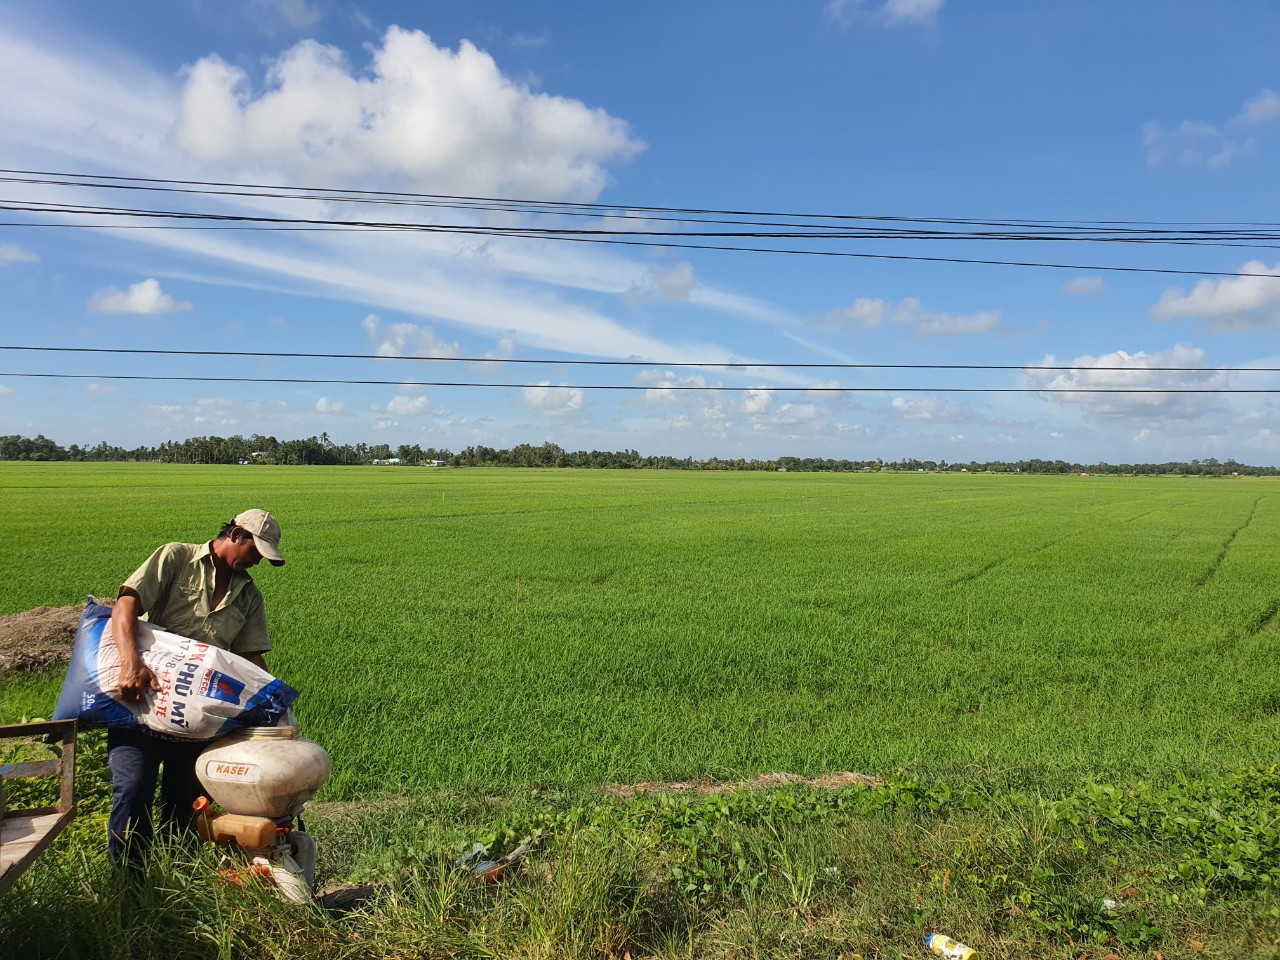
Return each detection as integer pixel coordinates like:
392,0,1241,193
925,933,979,960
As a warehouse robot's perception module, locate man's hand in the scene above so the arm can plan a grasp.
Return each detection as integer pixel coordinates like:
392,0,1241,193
112,589,159,702
118,659,160,702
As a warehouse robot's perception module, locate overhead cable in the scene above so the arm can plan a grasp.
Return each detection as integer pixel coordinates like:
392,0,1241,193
4,167,1279,230
0,344,1273,373
0,372,1266,394
0,201,1273,280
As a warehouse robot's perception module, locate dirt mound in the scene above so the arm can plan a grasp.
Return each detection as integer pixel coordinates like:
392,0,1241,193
0,603,105,678
606,771,880,799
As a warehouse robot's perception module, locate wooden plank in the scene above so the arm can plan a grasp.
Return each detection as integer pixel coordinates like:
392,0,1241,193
0,760,61,780
0,810,74,897
59,729,75,813
0,721,77,895
0,721,75,740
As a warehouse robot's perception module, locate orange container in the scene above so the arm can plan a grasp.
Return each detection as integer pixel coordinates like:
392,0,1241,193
201,813,277,849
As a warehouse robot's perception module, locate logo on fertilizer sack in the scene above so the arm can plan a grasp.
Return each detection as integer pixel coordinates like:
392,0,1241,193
198,670,245,705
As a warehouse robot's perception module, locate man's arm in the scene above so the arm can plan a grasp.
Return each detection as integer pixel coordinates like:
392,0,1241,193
244,652,267,670
111,588,160,702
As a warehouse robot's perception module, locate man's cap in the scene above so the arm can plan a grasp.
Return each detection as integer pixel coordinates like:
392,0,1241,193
234,509,285,566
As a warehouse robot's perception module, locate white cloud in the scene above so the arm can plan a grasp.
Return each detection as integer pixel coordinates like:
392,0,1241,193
758,402,820,426
629,373,853,444
624,261,696,303
1236,88,1280,126
464,336,517,374
507,32,549,50
823,296,1000,337
1143,89,1280,168
86,383,125,395
824,297,886,329
1150,261,1280,330
1134,428,1150,443
0,27,792,376
521,380,584,416
741,388,773,415
1063,276,1105,296
362,313,459,357
315,396,349,414
888,396,970,422
0,28,176,169
0,385,14,397
1049,431,1063,440
381,394,432,416
87,278,192,314
1026,344,1228,419
635,369,708,406
825,0,943,28
145,395,292,429
486,337,515,361
175,27,644,200
1142,119,1249,168
0,243,39,266
248,0,324,33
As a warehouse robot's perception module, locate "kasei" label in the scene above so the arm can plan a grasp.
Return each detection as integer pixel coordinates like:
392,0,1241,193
204,760,261,783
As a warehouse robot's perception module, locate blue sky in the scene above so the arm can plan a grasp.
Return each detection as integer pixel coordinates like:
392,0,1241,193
1,0,1279,462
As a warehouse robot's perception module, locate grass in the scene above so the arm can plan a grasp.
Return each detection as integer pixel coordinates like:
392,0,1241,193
5,746,1280,958
4,463,1280,957
3,463,1279,791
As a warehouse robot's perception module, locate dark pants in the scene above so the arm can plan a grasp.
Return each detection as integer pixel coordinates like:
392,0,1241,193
107,727,208,863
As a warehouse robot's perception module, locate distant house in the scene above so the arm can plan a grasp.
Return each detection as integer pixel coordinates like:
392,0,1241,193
425,460,447,467
372,457,401,466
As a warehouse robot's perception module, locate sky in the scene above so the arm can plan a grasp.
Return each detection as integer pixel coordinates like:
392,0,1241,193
1,0,1279,463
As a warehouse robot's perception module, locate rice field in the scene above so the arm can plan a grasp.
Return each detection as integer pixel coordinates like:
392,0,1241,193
2,462,1278,797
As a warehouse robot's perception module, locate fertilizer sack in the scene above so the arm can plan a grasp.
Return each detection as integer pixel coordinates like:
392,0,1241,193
53,600,299,740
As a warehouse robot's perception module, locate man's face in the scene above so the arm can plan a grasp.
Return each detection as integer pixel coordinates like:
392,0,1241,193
227,528,263,571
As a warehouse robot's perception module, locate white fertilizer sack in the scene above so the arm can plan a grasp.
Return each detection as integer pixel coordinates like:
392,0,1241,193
54,600,299,740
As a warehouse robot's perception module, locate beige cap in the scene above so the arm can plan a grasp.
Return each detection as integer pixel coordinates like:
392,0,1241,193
234,509,285,566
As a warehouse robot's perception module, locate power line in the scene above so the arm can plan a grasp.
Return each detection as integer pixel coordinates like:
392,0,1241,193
0,344,1271,373
6,174,1280,245
0,201,1273,280
0,372,1266,393
2,168,1279,278
5,167,1280,230
8,196,1280,243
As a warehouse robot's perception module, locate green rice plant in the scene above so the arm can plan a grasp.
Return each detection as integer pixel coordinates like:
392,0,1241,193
4,465,1280,797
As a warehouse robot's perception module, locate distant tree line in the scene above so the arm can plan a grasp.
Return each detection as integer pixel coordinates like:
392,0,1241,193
1,433,1277,476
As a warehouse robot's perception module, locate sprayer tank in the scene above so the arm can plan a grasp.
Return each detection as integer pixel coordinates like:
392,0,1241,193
197,726,331,817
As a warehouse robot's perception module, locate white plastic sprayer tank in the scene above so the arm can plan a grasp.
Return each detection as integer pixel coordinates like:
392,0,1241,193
197,726,331,817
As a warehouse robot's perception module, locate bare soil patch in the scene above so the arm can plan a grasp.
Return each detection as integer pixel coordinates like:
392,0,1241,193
606,771,880,799
0,603,103,678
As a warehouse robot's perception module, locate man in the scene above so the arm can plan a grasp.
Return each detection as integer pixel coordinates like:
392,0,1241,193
107,508,286,864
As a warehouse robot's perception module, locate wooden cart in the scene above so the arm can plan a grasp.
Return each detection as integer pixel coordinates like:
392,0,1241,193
0,720,76,896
